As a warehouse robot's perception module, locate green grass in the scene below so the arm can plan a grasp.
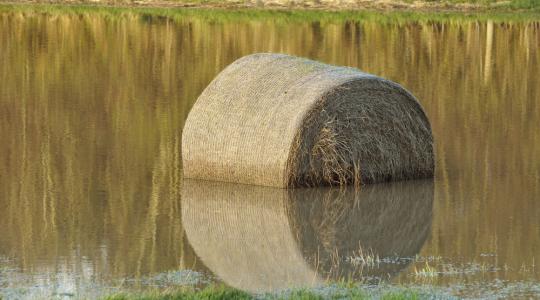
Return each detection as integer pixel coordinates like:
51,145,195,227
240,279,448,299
0,2,539,24
381,291,420,300
105,286,252,300
103,285,424,300
509,0,540,9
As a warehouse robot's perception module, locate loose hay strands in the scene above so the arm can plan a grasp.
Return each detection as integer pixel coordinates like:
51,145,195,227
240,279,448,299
182,53,434,188
181,179,434,292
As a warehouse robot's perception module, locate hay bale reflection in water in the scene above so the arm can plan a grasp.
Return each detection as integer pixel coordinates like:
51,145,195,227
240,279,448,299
182,179,433,293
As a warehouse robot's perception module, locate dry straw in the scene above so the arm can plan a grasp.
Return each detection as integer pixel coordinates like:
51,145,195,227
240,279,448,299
182,53,434,187
182,179,433,292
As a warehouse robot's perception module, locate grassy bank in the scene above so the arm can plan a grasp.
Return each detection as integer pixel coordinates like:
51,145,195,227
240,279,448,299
1,2,540,23
1,0,539,11
104,285,424,300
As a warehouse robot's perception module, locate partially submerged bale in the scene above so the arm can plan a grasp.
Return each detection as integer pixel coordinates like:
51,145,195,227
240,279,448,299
182,53,434,188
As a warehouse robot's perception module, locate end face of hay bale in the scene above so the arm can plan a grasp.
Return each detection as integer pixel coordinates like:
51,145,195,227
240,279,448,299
182,53,434,188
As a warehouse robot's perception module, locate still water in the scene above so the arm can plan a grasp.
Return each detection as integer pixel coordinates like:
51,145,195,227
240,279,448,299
0,10,539,299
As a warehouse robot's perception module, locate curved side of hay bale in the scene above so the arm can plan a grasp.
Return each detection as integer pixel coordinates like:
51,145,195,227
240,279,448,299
181,179,434,292
182,53,433,187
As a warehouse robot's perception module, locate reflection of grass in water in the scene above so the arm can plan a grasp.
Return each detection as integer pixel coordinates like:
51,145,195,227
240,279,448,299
410,256,510,279
1,3,540,23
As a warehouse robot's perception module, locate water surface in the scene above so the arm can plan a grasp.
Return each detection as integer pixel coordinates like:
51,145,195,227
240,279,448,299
0,10,539,299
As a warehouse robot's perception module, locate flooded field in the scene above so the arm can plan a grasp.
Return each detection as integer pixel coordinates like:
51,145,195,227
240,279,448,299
0,8,539,299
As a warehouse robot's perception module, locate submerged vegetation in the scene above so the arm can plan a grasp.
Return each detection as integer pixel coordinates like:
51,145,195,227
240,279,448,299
413,262,438,278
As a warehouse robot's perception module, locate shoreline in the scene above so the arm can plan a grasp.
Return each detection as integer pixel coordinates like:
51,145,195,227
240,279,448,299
0,0,539,13
1,1,540,24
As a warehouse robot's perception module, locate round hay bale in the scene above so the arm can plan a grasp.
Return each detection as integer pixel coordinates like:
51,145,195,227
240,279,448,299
182,53,434,188
181,179,433,292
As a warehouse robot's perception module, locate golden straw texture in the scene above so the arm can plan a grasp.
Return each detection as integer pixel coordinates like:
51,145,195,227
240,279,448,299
182,53,433,187
182,179,433,292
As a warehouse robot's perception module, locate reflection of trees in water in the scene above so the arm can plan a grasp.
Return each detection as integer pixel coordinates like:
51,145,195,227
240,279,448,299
0,12,194,278
0,117,192,281
182,179,433,292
